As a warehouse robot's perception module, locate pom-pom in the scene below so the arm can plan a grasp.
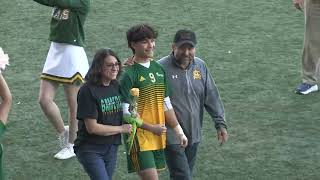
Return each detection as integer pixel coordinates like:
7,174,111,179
0,47,9,71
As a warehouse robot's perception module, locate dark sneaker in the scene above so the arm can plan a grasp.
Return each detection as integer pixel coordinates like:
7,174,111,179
295,83,318,95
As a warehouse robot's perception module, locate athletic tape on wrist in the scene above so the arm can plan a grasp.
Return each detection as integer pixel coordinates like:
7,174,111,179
122,103,130,115
164,96,173,111
173,124,184,136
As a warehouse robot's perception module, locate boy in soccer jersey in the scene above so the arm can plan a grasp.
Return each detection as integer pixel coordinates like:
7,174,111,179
33,0,90,159
119,24,188,180
123,29,228,180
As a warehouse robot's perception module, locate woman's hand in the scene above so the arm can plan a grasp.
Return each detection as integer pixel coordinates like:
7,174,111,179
121,124,133,134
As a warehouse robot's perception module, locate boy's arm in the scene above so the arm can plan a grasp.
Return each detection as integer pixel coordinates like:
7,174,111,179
122,103,166,136
164,97,188,147
140,123,166,136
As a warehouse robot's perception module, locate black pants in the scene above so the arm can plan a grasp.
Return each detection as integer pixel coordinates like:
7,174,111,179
165,143,199,180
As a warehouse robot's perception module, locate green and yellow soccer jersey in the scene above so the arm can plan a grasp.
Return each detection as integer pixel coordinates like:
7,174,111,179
120,60,169,151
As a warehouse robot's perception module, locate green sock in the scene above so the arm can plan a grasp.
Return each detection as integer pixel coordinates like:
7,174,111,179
0,121,6,180
0,144,3,180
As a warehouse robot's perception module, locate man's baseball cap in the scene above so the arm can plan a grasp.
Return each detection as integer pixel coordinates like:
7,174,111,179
173,29,197,47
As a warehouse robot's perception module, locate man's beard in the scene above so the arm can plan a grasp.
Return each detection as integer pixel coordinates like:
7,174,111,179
176,56,193,66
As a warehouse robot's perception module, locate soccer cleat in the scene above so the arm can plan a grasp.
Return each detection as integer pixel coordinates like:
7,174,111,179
54,144,75,160
295,83,318,95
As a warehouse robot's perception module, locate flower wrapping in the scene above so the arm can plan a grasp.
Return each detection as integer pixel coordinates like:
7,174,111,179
123,88,143,154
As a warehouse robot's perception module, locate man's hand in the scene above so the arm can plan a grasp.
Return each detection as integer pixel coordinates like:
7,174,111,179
122,56,134,66
293,0,304,11
217,127,228,146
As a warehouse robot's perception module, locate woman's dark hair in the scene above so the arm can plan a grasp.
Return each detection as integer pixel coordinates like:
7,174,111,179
85,48,122,85
126,23,158,53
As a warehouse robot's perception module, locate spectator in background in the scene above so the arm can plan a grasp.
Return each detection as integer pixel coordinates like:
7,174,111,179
33,0,90,159
294,0,320,95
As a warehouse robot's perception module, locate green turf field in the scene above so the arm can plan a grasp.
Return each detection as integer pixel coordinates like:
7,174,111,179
1,0,320,179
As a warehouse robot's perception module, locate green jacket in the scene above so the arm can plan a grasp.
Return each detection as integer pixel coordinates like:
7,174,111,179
33,0,90,46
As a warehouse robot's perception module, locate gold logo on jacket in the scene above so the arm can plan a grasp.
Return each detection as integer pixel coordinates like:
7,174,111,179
193,70,201,80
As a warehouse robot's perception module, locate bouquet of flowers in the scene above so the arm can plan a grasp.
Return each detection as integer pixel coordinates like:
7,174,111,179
123,88,143,154
0,47,9,72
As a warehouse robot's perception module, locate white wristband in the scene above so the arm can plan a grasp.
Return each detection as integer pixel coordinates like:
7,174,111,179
164,96,173,111
122,103,130,115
